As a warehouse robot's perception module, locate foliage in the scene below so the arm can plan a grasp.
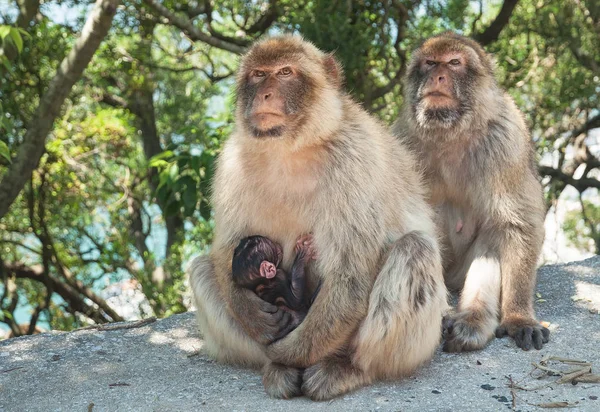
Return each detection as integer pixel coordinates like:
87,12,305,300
0,0,598,336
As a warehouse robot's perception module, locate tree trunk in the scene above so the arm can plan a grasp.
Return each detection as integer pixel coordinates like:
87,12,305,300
0,0,121,220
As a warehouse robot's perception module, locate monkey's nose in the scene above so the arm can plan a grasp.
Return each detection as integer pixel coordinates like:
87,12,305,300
264,92,272,100
438,76,446,84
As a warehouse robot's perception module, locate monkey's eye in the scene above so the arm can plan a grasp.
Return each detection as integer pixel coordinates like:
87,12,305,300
425,60,437,66
252,70,266,77
449,59,461,66
278,67,293,76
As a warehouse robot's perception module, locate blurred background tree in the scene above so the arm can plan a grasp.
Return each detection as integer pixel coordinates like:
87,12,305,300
1,0,598,337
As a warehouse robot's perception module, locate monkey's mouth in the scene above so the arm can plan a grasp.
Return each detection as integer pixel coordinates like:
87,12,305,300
425,91,450,97
250,112,287,138
250,126,285,138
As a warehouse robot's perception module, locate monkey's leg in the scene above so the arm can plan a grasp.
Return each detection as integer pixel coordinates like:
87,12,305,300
443,244,501,352
495,226,550,350
188,256,268,368
302,231,447,400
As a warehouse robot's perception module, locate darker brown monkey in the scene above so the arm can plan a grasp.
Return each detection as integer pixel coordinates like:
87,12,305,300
393,31,549,352
189,35,447,400
232,234,318,327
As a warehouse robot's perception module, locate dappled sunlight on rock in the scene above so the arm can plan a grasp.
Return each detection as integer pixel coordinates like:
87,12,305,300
573,281,600,312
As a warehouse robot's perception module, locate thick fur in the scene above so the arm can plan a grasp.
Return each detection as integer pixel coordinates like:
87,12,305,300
188,35,447,400
393,32,549,352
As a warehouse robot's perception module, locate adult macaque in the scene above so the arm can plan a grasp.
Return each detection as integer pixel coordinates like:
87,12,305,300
188,35,447,400
393,32,549,352
231,234,317,327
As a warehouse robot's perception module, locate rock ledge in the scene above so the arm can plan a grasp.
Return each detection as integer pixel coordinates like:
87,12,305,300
1,257,599,411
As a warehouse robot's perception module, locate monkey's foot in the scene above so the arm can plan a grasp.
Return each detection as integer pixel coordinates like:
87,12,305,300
262,362,303,399
302,356,369,401
496,316,550,351
442,310,496,352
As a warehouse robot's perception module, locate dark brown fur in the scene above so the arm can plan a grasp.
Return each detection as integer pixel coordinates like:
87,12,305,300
231,235,317,327
393,32,549,352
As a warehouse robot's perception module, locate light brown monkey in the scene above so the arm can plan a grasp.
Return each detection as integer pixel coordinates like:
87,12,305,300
188,35,447,400
393,32,549,352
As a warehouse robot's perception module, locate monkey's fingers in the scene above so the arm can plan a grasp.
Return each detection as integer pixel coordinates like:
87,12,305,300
515,326,534,351
269,310,297,342
260,300,279,314
532,327,549,350
498,320,550,351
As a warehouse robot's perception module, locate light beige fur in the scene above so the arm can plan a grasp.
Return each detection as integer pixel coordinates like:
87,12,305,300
188,35,448,400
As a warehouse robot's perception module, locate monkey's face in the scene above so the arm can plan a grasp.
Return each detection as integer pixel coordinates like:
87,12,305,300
236,36,340,142
408,38,485,130
238,50,315,139
410,52,469,129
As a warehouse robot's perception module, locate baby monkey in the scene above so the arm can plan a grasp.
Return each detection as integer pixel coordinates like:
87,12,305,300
232,234,318,328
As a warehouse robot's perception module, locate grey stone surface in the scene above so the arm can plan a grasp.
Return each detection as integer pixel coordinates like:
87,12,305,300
1,257,599,412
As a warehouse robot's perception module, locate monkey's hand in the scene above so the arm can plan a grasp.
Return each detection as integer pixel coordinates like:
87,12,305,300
266,328,312,368
232,287,296,346
496,316,550,351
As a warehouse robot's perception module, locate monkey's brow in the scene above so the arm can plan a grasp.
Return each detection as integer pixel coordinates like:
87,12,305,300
423,52,465,60
250,63,297,71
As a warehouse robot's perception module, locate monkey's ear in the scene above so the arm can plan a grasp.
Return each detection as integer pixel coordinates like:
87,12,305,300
323,53,344,89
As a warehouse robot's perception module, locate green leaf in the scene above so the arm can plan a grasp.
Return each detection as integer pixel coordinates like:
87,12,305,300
9,28,23,53
182,184,197,216
0,26,10,40
149,150,174,163
1,56,11,72
169,163,179,180
190,155,201,176
148,158,169,168
17,28,31,38
199,199,212,221
0,140,10,163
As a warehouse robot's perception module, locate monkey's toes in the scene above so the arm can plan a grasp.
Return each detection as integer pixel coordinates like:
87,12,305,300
442,312,495,353
302,358,366,401
262,363,303,399
496,320,550,351
302,363,343,401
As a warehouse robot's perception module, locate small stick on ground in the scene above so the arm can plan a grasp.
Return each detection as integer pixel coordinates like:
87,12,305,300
532,362,563,376
536,401,574,408
548,357,591,366
78,317,157,332
507,375,517,409
556,366,592,384
574,374,600,383
1,366,24,373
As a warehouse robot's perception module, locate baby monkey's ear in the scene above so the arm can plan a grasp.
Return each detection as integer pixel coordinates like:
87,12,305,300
260,261,277,279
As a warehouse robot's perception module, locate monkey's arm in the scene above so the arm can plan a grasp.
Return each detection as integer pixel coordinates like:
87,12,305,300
494,188,549,349
213,246,296,346
287,246,310,309
266,184,381,367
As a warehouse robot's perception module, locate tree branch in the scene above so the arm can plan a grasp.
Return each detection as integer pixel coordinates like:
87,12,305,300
143,0,247,54
473,0,519,45
0,0,120,220
539,166,600,191
3,262,122,324
243,0,279,34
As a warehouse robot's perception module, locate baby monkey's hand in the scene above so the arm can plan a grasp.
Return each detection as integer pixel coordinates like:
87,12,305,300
294,234,317,261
